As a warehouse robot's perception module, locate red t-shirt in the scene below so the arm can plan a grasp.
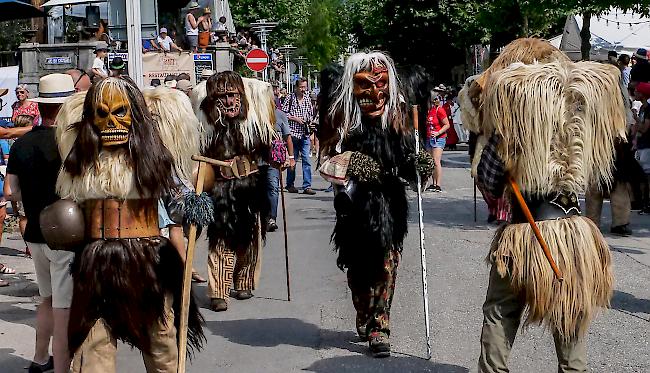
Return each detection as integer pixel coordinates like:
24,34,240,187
426,106,447,139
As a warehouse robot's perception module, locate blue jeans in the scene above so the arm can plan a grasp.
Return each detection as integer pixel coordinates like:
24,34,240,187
267,166,280,219
286,135,312,189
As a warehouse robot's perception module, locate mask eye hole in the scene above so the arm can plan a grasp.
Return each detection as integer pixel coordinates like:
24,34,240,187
113,106,127,118
97,108,109,118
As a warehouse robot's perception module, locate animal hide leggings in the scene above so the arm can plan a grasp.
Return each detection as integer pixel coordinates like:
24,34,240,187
346,250,400,338
207,221,262,303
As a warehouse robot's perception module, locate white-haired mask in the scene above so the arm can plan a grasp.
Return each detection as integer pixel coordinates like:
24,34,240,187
353,62,389,118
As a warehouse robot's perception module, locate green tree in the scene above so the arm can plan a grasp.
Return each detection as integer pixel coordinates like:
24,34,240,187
298,0,347,69
229,0,310,47
0,20,30,51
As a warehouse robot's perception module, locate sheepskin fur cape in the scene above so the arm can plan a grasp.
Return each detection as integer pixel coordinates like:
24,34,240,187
54,85,204,356
483,60,625,340
191,77,275,254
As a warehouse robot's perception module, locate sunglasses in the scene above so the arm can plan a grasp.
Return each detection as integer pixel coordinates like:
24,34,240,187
16,90,26,94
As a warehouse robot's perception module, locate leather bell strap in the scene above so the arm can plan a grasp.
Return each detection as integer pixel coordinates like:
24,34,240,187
217,155,259,180
510,192,581,224
84,199,160,240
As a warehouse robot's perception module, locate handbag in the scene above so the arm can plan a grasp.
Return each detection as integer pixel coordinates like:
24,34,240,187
319,152,353,185
198,31,210,48
271,137,289,166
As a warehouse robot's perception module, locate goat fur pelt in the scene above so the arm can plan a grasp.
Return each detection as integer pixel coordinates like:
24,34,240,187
143,87,201,181
69,236,204,355
55,87,202,200
333,121,415,283
191,77,276,152
482,61,627,196
489,216,612,340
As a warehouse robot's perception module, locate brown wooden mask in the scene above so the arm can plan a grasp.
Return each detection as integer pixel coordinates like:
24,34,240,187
353,63,389,118
94,84,132,146
215,76,244,119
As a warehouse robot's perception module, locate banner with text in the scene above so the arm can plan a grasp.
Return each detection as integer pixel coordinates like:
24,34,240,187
143,52,196,86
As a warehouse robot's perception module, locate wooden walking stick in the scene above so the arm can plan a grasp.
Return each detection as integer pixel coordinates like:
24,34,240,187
178,157,208,373
508,176,564,281
474,181,478,223
278,167,291,301
412,105,432,360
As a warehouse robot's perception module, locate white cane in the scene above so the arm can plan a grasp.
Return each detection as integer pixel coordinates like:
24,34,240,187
412,105,432,360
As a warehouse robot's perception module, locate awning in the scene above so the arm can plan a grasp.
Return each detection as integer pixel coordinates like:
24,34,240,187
41,0,105,7
0,0,45,21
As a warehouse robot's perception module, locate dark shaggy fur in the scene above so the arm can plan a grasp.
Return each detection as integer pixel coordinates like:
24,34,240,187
63,76,174,198
318,64,344,157
202,119,270,251
68,236,204,356
333,120,416,283
398,65,433,143
200,71,249,126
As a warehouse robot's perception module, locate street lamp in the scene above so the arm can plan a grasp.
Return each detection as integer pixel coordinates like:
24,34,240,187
278,45,296,93
250,19,278,82
295,56,307,77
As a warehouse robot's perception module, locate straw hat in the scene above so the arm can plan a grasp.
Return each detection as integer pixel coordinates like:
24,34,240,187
203,7,211,14
176,80,193,92
187,1,200,10
31,73,75,104
0,89,8,97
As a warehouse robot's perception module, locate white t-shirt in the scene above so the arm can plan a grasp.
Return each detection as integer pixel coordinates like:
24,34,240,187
157,35,173,51
92,57,107,77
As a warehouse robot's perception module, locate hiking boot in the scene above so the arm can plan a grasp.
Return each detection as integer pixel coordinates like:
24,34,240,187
28,356,53,373
286,186,299,193
210,298,228,312
611,224,632,237
302,188,316,195
230,289,254,300
267,218,279,232
368,331,391,358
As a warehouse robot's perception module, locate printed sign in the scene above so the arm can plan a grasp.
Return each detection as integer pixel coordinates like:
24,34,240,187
143,52,195,86
193,53,214,82
45,57,72,65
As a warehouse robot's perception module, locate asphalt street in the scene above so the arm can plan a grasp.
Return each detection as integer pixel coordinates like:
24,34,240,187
1,150,649,372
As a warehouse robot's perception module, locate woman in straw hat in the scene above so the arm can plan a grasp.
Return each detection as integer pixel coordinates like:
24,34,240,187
185,1,203,53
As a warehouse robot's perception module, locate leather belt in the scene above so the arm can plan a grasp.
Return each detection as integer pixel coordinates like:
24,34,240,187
511,192,581,224
84,199,159,239
217,155,259,180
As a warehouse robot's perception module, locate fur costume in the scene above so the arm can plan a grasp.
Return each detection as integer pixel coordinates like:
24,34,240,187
326,52,416,279
191,73,275,251
55,78,204,360
483,60,624,340
323,52,428,354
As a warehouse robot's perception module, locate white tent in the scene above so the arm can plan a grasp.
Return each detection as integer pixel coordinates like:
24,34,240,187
553,8,650,61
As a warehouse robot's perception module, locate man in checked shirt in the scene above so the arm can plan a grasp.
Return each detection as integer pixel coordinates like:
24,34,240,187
282,77,317,195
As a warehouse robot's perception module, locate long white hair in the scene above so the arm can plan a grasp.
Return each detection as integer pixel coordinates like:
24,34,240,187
329,51,401,137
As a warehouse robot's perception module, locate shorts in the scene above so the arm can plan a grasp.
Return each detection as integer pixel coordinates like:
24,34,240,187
158,198,175,229
187,35,198,49
636,148,650,174
11,201,24,216
425,137,447,150
28,242,75,308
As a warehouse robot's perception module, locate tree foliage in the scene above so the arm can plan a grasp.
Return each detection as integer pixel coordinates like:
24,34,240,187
298,0,347,69
0,20,30,51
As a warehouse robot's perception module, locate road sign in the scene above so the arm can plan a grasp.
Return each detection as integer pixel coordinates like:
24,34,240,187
246,49,269,72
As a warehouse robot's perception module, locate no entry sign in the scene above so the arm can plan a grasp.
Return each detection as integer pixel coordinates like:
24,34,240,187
246,49,270,72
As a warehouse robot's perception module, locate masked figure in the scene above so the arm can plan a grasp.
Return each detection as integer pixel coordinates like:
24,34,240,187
54,77,204,372
461,39,623,372
191,71,275,312
321,52,432,357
